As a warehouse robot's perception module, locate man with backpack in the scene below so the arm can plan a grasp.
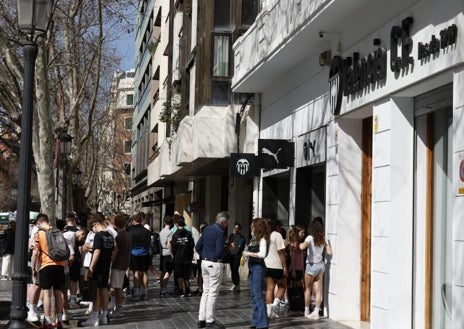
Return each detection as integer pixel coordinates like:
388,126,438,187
31,213,67,329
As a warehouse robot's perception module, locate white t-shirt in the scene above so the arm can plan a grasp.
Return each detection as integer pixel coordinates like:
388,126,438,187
305,235,325,263
159,226,172,256
83,231,95,267
264,231,285,269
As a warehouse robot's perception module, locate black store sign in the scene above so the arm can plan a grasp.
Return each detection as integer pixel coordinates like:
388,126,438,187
329,16,458,116
230,153,257,178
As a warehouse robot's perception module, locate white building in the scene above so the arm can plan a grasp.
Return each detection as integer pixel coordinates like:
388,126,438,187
233,0,463,328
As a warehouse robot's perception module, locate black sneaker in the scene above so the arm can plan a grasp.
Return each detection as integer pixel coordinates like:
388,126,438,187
198,320,206,328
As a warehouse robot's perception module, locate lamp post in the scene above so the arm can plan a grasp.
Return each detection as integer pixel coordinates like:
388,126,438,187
10,1,52,328
60,131,73,220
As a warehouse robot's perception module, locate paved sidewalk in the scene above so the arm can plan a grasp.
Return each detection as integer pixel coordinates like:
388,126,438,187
0,278,358,329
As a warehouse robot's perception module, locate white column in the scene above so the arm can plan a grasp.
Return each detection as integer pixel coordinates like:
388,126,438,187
371,97,414,329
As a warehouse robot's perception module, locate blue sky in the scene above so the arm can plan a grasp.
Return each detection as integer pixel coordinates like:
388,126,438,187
114,33,135,71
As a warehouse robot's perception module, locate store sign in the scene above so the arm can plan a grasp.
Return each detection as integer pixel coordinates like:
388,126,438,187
230,153,257,178
297,127,326,167
329,16,458,115
258,139,295,169
329,46,387,115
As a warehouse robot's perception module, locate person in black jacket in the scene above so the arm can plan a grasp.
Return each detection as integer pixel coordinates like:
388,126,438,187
170,217,194,297
1,221,15,280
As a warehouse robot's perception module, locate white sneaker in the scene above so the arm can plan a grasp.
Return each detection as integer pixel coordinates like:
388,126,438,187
80,318,99,327
27,312,39,322
306,311,320,320
269,311,279,319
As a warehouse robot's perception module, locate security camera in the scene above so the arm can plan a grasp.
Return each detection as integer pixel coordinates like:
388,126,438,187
319,32,324,38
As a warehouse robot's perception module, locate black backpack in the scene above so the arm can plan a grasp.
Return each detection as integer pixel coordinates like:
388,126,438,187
151,232,161,256
40,228,70,261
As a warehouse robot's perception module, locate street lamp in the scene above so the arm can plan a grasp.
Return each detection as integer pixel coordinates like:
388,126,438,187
10,1,53,328
60,131,73,221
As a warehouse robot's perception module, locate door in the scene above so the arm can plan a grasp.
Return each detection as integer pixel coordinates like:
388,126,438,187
361,117,372,322
414,85,452,329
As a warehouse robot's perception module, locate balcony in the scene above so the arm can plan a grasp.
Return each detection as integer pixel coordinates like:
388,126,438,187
152,105,237,185
232,0,420,93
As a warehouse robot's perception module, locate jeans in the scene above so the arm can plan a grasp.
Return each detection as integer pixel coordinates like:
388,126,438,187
229,254,241,286
199,260,225,323
249,264,268,328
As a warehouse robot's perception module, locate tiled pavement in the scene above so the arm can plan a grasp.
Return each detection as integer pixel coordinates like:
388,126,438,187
0,278,361,329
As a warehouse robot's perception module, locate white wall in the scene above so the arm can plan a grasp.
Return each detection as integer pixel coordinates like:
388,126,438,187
371,97,414,329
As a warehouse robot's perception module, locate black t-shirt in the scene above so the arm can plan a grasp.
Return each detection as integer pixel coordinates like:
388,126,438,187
93,231,114,272
129,224,151,256
171,228,194,264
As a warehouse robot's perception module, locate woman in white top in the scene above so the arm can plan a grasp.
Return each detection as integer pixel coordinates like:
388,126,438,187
264,219,288,319
299,218,332,320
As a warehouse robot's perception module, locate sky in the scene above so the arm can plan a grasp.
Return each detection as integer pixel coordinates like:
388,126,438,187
113,33,135,72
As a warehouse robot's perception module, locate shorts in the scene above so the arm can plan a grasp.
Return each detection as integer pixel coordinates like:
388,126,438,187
266,268,285,280
160,254,173,273
39,265,66,290
130,254,150,272
305,261,325,276
173,263,191,280
110,269,126,289
92,269,110,288
69,261,81,282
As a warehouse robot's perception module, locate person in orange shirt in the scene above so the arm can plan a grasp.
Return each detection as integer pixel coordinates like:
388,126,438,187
31,214,66,329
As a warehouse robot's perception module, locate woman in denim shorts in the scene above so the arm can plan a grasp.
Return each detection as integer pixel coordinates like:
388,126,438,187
299,218,333,320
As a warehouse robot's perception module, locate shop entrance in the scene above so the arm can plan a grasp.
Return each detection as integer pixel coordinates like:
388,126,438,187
294,164,325,228
414,85,452,329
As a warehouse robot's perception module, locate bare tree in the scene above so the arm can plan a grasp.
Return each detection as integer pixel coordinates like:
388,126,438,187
0,0,136,218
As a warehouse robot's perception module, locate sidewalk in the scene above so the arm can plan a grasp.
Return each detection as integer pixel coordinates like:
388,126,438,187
0,277,358,329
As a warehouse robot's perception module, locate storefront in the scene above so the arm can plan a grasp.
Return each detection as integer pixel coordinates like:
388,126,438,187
244,0,464,327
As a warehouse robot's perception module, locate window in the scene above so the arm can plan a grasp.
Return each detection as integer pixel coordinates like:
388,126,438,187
124,163,131,176
214,0,232,30
242,0,260,28
212,34,231,77
212,81,230,105
124,140,131,153
125,117,132,131
126,94,134,106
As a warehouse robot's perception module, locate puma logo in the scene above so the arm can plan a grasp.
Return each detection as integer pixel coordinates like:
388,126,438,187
262,147,282,164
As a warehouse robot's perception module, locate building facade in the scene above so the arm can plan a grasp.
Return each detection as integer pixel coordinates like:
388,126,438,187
232,0,463,328
100,70,134,215
133,0,261,234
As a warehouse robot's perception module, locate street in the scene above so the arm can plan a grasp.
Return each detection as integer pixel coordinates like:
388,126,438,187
0,277,361,329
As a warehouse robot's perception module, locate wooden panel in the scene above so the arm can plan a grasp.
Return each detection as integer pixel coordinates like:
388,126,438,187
361,117,372,322
424,113,434,329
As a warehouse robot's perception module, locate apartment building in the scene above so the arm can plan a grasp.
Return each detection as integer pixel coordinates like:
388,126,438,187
100,70,134,215
133,0,261,233
232,0,463,328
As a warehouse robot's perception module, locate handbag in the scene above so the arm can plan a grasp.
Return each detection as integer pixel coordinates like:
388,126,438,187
81,279,97,302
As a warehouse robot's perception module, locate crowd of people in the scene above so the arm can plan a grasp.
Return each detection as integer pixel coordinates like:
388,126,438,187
20,209,332,329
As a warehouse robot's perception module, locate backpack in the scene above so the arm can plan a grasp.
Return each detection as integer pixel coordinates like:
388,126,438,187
150,232,161,256
40,228,70,261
